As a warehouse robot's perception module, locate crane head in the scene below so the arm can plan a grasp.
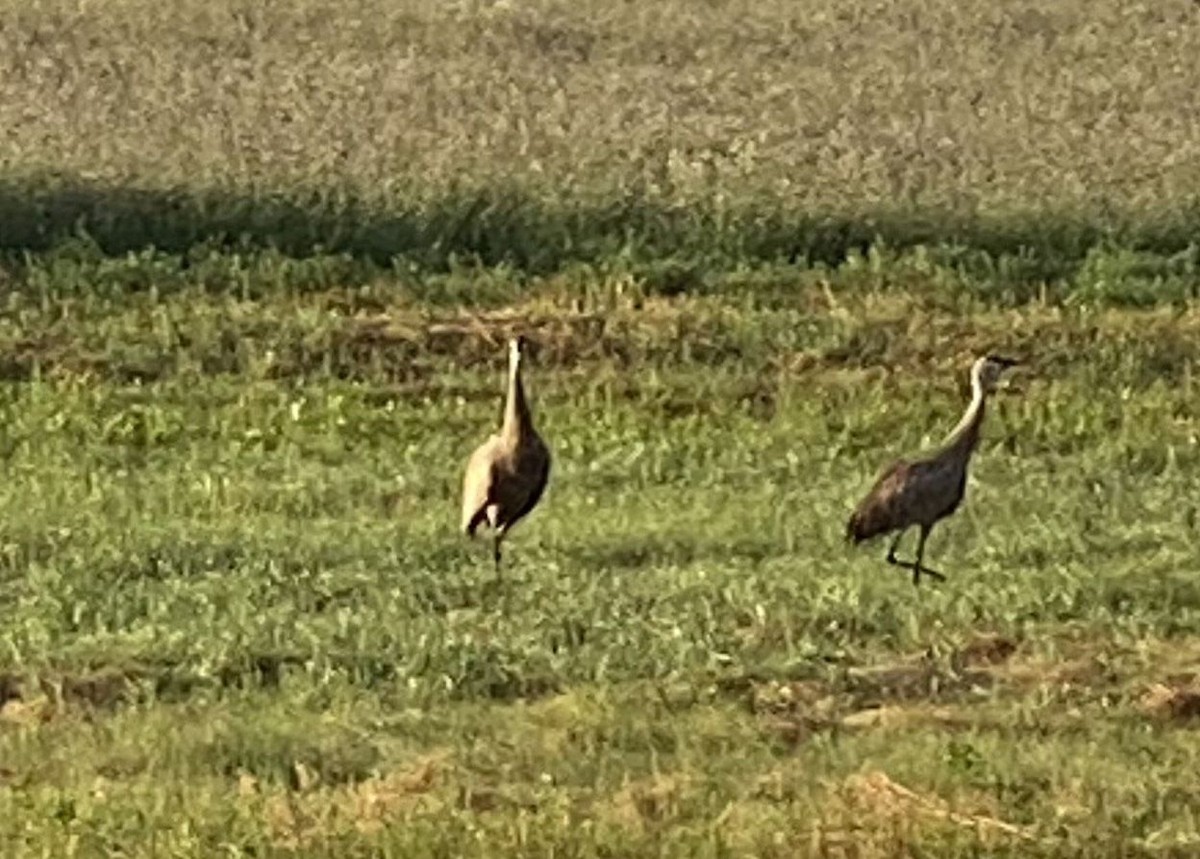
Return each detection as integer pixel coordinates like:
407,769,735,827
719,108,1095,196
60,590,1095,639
974,354,1020,392
509,334,544,370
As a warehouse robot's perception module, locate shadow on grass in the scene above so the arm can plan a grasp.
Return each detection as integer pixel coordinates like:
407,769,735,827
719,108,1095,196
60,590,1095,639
4,171,1199,288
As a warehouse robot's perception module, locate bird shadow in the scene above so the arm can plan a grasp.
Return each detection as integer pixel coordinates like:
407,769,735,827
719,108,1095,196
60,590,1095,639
401,572,531,615
560,534,780,574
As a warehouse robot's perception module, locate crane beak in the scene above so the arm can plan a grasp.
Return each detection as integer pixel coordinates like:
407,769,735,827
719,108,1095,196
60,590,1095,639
998,358,1025,392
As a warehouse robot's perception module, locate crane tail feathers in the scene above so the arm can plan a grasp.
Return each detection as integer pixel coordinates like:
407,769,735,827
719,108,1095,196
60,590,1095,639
847,460,909,545
462,505,488,539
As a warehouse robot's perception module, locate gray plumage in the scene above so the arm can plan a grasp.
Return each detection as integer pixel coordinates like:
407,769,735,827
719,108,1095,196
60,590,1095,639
847,355,1018,584
461,335,551,571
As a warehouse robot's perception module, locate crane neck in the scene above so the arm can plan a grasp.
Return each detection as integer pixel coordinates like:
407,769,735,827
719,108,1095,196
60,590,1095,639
941,374,988,460
502,349,534,439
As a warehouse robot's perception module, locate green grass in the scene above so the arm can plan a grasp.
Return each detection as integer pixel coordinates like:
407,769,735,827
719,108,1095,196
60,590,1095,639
2,0,1200,856
2,278,1199,856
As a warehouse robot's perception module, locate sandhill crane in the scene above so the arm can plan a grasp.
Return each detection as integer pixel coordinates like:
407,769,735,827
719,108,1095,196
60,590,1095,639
461,335,551,573
846,354,1019,585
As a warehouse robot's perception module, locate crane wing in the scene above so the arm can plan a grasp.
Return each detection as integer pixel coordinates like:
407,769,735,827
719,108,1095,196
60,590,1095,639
461,436,500,536
847,451,969,544
846,459,914,543
502,448,551,533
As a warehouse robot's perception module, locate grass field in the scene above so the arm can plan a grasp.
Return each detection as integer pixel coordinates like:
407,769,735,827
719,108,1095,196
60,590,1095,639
2,1,1200,856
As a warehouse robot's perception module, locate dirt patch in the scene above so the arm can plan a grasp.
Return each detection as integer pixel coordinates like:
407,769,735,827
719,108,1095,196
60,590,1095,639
749,679,841,747
56,669,133,709
599,773,688,830
752,634,1200,747
0,334,104,382
749,679,831,714
957,634,1020,668
0,331,165,383
750,653,1004,747
336,307,616,371
799,770,1044,852
1,668,136,725
844,657,993,705
839,704,974,730
835,770,1037,842
1137,682,1200,722
977,633,1122,697
0,696,51,726
259,751,450,848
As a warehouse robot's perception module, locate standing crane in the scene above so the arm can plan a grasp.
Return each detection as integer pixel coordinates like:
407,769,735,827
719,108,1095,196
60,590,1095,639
461,335,551,573
846,354,1019,585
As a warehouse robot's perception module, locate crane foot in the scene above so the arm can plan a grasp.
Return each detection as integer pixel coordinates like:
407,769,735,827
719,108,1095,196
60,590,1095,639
885,557,947,584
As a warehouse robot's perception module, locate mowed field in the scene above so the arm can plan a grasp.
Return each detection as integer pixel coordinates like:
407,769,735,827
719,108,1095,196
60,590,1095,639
2,1,1200,856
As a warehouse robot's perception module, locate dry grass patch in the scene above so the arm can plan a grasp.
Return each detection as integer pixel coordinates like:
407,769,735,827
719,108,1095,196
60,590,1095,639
597,772,690,832
254,751,451,848
834,770,1036,842
956,632,1020,667
746,633,1200,746
5,0,1200,216
0,668,135,728
710,767,1041,859
838,704,976,731
993,635,1200,706
750,679,841,746
0,695,53,728
1137,682,1200,723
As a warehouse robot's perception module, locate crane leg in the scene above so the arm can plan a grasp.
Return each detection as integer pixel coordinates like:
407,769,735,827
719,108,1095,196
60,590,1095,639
910,525,946,585
492,536,502,576
912,526,928,585
884,526,947,585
